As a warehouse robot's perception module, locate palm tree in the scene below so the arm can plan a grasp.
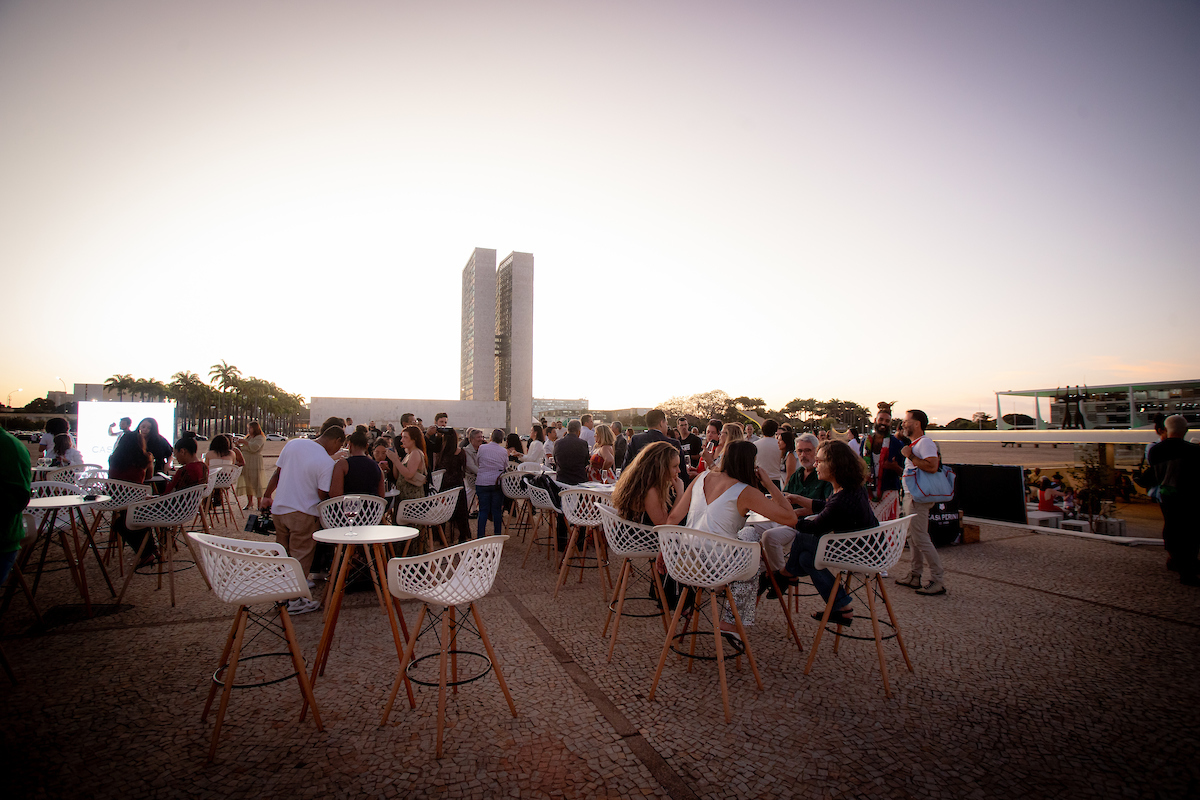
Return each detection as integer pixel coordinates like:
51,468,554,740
209,361,242,432
105,373,134,401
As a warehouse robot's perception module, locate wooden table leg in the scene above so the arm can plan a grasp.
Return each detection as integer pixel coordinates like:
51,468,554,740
75,507,116,598
370,543,414,709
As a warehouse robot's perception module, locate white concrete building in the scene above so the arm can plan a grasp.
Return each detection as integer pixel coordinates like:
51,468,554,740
460,248,496,402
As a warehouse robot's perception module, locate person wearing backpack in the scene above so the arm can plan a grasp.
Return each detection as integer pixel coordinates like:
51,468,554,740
895,409,948,596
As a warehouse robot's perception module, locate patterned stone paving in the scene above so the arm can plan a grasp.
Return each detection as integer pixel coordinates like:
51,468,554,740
2,509,1197,799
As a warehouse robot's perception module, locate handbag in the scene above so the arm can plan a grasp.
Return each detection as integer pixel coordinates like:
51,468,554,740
245,509,276,536
902,441,956,503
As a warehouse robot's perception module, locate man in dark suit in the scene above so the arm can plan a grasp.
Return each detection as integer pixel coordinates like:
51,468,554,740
611,421,627,470
622,409,682,470
553,419,591,486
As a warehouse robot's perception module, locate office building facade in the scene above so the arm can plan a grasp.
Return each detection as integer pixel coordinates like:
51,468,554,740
460,248,534,432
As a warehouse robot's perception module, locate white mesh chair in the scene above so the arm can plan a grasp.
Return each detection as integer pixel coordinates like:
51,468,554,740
29,481,84,534
201,467,242,530
597,506,669,660
380,535,515,757
317,494,390,610
804,515,915,697
649,526,764,723
117,485,206,607
430,469,445,493
521,484,561,568
45,464,89,485
79,479,152,576
188,532,323,761
554,489,614,600
394,488,462,555
499,471,532,541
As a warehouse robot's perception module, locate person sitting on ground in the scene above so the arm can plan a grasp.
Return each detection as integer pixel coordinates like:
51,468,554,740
588,423,617,481
767,440,878,626
165,435,208,494
50,434,83,467
329,430,384,498
665,441,797,637
1037,477,1064,512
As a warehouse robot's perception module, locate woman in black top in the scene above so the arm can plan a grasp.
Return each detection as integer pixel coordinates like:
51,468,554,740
330,431,385,497
438,429,471,543
136,417,173,475
773,440,878,626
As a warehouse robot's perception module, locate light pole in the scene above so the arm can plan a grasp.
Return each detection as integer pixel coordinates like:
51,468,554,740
56,376,66,393
6,388,21,407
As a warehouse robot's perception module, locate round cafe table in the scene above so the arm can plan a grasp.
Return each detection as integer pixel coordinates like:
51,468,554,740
21,495,114,617
300,525,419,719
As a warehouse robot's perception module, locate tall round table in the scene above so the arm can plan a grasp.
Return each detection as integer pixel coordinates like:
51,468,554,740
301,525,419,719
20,495,114,617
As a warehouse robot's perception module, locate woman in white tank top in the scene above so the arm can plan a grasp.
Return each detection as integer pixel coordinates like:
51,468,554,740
668,441,797,633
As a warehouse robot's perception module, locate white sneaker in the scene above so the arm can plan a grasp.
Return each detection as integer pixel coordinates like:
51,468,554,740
306,578,316,590
287,597,320,615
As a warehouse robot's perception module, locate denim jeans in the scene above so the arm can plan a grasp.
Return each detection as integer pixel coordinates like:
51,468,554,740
476,484,503,538
785,530,851,610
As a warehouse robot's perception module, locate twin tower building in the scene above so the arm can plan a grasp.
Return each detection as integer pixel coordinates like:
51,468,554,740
460,249,534,433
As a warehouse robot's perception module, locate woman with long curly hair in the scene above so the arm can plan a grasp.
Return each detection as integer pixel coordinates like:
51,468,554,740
612,441,683,525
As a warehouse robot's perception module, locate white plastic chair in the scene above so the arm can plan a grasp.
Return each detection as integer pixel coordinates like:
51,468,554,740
45,465,89,485
649,526,764,723
554,489,614,600
29,481,84,533
394,488,462,554
804,515,915,697
379,536,515,757
188,532,322,761
117,484,206,607
430,469,445,493
597,505,669,660
78,479,152,576
318,495,387,528
499,471,532,541
201,467,242,529
521,484,561,568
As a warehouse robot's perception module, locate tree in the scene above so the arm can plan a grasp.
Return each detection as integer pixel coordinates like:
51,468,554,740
209,361,242,432
731,396,765,411
105,373,134,401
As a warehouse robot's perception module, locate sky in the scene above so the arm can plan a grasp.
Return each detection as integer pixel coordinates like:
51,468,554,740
2,0,1198,425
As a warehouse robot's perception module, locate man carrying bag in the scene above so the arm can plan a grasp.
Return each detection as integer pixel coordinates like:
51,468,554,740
895,409,948,596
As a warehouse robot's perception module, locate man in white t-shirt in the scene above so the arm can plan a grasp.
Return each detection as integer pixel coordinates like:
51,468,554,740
753,419,783,489
344,417,355,436
895,409,947,596
579,414,596,448
261,425,346,613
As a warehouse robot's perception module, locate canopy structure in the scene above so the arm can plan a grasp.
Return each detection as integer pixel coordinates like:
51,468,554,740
995,380,1200,430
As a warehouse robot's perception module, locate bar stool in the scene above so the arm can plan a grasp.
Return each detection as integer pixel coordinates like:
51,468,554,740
521,484,560,568
79,478,151,576
805,515,915,697
188,532,323,761
554,489,614,600
317,495,389,610
499,471,532,541
596,505,669,660
649,525,763,723
116,485,206,607
380,535,516,757
394,488,462,554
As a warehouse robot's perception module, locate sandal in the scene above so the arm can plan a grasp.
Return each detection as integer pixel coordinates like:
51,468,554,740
812,609,853,626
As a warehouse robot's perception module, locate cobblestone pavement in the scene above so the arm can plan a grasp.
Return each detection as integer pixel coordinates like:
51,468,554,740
2,511,1197,799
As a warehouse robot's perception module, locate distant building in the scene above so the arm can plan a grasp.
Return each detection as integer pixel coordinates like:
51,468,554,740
460,248,534,431
996,379,1200,429
533,398,589,422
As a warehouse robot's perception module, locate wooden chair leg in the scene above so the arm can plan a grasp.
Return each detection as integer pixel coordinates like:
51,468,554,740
201,611,241,721
865,572,892,698
710,591,732,723
472,602,516,716
381,604,426,726
207,606,247,762
436,608,451,758
725,586,763,690
115,530,154,606
763,546,804,654
602,557,628,638
877,576,913,671
552,531,578,599
649,586,689,702
804,572,843,675
520,512,541,568
687,588,702,672
651,566,670,635
605,561,632,661
165,528,177,607
279,603,324,729
449,607,459,696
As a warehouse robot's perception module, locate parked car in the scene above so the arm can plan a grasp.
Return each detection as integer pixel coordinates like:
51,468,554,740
266,433,288,441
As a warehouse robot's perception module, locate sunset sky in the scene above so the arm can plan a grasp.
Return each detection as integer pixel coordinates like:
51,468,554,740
2,0,1198,424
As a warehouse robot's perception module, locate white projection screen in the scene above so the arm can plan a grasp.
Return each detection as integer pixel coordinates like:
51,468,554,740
77,401,176,467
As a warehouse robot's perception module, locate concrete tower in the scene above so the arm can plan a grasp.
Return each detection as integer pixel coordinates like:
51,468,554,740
460,248,497,401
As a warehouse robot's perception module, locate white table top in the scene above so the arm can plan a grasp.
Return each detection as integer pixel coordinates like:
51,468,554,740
559,481,615,493
384,488,400,498
28,494,111,509
313,525,418,544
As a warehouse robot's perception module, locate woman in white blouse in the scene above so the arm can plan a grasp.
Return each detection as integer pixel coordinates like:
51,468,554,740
520,424,547,464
